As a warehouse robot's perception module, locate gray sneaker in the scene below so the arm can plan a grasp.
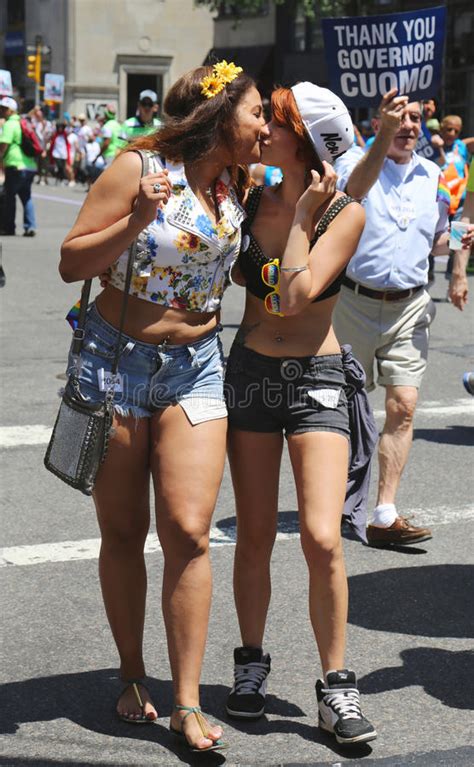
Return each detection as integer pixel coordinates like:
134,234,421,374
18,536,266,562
226,646,271,719
316,669,377,745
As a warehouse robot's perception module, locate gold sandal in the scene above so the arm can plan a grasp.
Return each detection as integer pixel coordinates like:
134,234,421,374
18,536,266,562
116,678,157,724
170,705,228,752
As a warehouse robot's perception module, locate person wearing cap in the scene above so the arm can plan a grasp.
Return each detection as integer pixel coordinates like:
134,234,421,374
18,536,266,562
97,103,125,166
120,90,161,144
0,96,38,236
225,82,377,745
333,89,474,549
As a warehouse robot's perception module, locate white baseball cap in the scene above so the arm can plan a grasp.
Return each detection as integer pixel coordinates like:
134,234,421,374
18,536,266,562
139,89,157,103
0,96,18,111
291,82,353,165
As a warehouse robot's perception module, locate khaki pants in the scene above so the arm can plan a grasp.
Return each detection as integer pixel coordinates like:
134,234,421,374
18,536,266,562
333,286,436,391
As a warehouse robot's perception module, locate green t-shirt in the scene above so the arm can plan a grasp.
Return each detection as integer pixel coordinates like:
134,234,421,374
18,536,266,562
0,114,37,170
101,118,126,158
120,116,161,143
467,158,474,194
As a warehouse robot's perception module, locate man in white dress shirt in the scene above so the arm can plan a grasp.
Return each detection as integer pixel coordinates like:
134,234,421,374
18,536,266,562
334,88,472,548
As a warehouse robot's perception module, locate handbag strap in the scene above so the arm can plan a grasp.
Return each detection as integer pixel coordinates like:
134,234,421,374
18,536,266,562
70,149,150,376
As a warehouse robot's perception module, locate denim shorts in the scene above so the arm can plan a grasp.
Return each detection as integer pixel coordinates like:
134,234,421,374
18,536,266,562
66,302,227,423
224,342,350,438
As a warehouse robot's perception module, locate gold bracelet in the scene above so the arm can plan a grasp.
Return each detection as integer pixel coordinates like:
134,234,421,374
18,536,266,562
280,264,309,273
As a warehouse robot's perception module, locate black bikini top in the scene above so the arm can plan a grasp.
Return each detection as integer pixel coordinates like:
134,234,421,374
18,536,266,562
239,185,356,303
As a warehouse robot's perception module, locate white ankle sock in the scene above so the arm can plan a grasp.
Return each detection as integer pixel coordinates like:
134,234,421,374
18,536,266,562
372,503,397,527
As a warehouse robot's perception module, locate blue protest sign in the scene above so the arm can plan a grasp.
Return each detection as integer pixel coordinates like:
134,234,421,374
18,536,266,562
321,6,446,107
416,121,441,161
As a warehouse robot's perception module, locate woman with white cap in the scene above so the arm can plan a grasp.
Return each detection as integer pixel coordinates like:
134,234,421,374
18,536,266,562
224,82,377,746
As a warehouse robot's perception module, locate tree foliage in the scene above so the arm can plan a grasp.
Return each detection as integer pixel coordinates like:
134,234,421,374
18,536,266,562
194,0,317,19
194,1,366,20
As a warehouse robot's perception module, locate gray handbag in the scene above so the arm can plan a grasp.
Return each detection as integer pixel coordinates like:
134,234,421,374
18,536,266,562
44,150,149,495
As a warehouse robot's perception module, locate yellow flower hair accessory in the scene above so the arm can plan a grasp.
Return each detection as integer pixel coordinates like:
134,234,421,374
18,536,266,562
201,75,225,99
200,60,243,99
213,60,243,84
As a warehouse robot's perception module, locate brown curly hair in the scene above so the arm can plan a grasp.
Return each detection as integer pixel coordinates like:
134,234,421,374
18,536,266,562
128,66,256,199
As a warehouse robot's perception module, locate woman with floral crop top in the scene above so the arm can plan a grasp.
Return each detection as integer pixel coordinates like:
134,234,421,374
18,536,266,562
59,62,268,754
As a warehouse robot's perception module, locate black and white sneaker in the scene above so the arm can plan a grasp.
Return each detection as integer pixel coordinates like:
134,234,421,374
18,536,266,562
316,669,377,745
226,646,271,719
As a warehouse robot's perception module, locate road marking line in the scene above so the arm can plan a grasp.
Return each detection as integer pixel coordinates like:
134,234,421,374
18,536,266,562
0,425,52,447
374,402,473,418
1,506,472,568
1,401,473,448
34,193,84,206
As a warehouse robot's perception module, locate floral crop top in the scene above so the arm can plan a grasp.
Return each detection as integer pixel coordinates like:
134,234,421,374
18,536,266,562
108,153,246,312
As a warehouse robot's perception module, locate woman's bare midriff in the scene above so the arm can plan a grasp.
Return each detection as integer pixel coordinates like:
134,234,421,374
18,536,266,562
95,285,219,344
236,291,341,358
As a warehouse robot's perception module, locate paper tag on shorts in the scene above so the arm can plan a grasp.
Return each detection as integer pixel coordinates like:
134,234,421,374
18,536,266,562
308,388,341,409
97,368,123,392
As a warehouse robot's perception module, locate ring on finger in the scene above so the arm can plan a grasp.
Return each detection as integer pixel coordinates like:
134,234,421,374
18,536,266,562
153,182,161,193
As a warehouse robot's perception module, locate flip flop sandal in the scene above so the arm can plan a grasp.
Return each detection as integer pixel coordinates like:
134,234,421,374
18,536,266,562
116,678,157,724
170,705,228,753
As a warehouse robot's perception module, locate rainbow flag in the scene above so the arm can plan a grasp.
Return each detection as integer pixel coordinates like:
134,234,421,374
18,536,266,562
437,176,451,209
66,299,81,330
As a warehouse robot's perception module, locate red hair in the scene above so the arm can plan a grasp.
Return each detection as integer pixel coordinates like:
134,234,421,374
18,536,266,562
271,87,324,174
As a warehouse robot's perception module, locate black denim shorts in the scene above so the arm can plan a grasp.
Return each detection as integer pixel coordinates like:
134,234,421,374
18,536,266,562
224,342,350,438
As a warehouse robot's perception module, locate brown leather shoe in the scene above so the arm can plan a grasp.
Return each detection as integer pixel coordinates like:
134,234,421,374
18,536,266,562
367,516,432,547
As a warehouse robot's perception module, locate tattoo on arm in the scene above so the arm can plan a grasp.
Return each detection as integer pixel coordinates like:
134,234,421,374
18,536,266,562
235,322,260,346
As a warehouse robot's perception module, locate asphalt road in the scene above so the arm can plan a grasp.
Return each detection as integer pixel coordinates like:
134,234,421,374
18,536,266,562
1,184,473,767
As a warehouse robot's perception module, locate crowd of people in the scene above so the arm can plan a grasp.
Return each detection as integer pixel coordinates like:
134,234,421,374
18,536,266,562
15,90,160,187
0,90,161,237
1,59,472,757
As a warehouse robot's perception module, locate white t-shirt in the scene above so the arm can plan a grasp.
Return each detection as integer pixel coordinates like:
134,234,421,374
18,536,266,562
32,119,53,149
78,125,93,152
85,140,103,166
51,133,69,160
67,131,79,157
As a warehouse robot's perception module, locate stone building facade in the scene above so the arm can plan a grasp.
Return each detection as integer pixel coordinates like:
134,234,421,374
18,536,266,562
1,0,214,119
1,0,472,131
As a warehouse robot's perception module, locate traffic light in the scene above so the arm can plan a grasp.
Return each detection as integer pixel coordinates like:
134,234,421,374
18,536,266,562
26,53,40,82
27,54,36,79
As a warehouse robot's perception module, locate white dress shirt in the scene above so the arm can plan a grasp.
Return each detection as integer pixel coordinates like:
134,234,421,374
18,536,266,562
335,147,449,289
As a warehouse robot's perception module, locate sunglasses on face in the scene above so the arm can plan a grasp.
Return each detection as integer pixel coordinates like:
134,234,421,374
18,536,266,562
261,258,284,316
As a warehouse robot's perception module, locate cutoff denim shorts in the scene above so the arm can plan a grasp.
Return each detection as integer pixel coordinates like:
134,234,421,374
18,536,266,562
66,302,227,424
225,342,350,438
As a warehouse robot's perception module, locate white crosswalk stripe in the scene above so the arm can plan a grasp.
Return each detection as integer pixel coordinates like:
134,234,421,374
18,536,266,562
1,400,473,448
34,192,83,206
0,425,53,447
1,398,472,568
373,400,474,418
1,506,472,568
